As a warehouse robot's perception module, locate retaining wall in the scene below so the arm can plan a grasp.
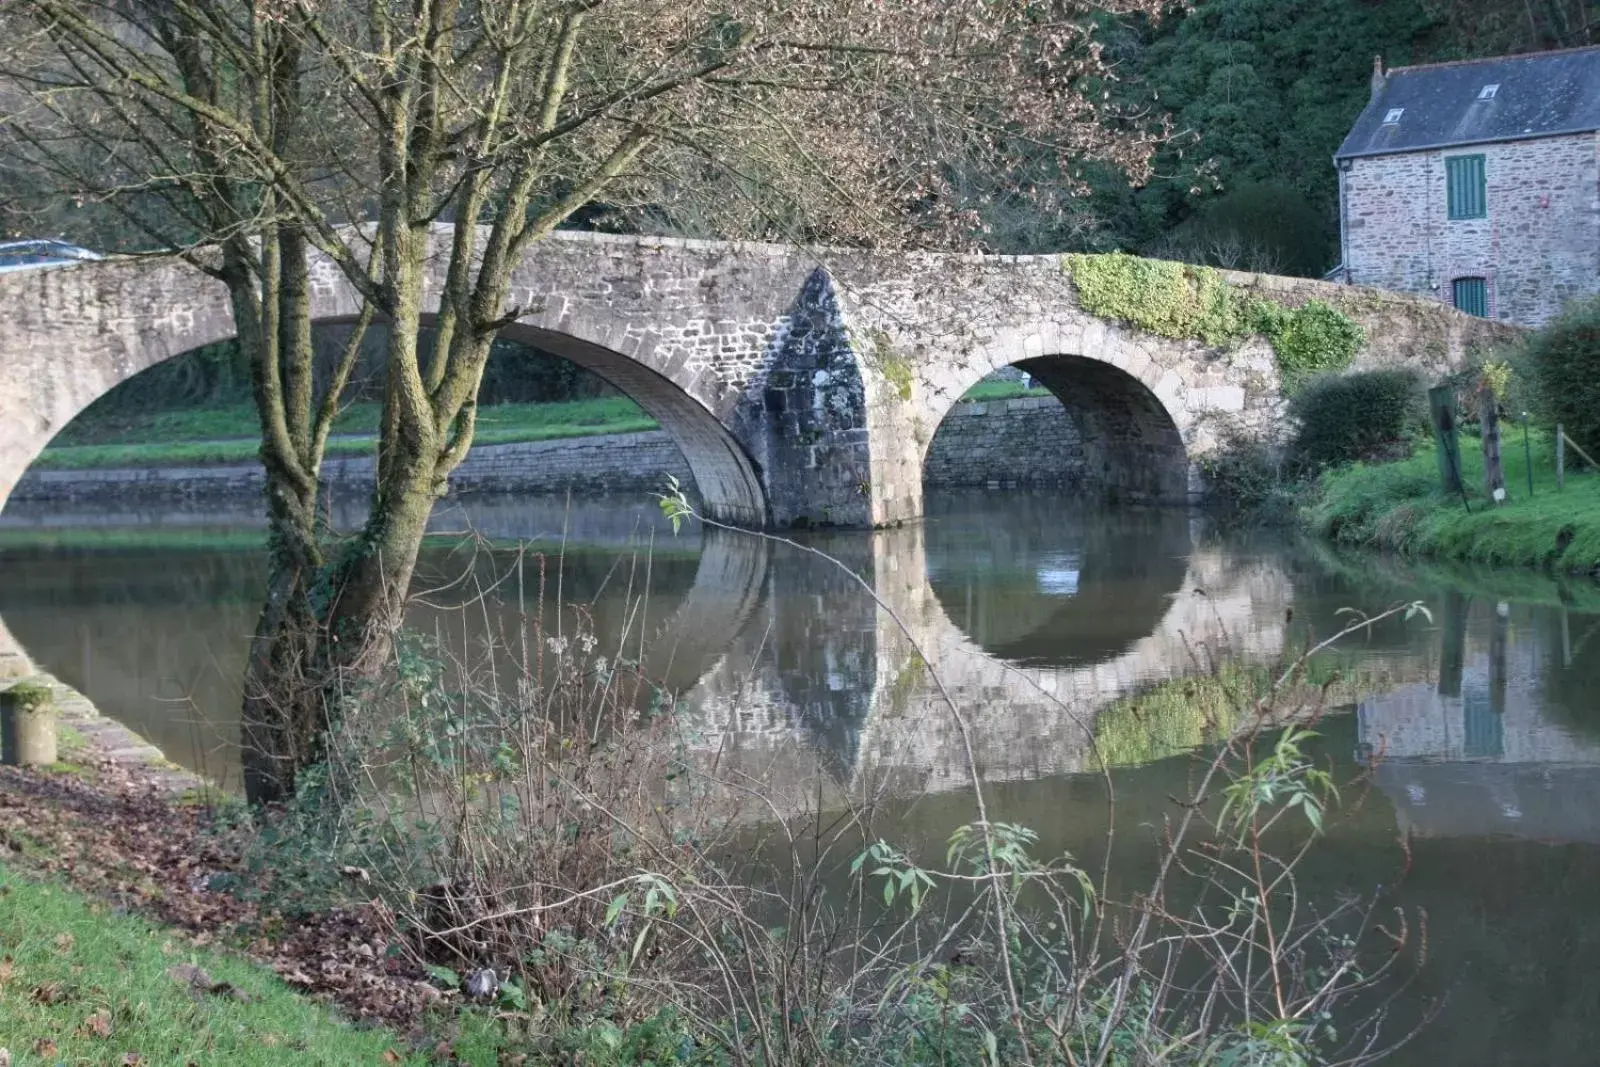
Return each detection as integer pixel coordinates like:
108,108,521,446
13,398,1080,505
12,431,694,505
922,396,1083,489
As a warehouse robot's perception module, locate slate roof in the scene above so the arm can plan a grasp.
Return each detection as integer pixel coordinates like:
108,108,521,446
1336,46,1600,161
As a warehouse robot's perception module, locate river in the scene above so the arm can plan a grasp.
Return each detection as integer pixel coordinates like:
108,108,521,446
2,489,1599,1063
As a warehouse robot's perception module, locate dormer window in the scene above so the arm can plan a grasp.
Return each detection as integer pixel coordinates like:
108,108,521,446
1479,84,1500,100
1384,108,1405,124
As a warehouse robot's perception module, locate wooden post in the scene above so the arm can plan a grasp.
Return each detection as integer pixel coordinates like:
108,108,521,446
1489,602,1509,716
1480,384,1506,504
1429,385,1463,493
1523,420,1534,498
1557,424,1566,490
1,682,57,767
1438,589,1468,699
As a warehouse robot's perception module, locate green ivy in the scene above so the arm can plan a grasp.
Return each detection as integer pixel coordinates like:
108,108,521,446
1063,253,1243,345
1062,253,1365,390
1249,298,1365,386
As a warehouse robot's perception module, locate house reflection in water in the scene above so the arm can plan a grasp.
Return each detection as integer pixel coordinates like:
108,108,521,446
1357,595,1600,845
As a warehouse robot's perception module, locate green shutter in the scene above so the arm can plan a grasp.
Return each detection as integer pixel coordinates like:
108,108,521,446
1447,155,1487,219
1453,277,1489,317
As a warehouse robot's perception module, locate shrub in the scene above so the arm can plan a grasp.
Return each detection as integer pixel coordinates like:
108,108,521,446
1197,432,1297,522
1523,297,1600,455
1290,369,1426,470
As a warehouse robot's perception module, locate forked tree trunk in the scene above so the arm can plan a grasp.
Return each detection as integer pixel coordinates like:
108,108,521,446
236,225,477,805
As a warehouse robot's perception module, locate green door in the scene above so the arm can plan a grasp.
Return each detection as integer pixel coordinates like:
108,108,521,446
1453,277,1489,317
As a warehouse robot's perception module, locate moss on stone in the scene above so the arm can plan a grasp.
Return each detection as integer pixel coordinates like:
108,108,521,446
864,329,916,401
3,682,53,713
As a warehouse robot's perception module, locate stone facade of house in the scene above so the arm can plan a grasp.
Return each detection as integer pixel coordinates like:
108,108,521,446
1341,131,1600,327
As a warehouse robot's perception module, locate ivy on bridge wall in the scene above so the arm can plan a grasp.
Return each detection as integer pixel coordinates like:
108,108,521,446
1062,253,1366,389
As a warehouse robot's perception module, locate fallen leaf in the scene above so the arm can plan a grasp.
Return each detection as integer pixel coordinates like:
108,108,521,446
53,932,74,954
30,981,63,1005
382,1052,401,1064
121,1054,144,1066
31,1038,56,1057
82,1009,113,1038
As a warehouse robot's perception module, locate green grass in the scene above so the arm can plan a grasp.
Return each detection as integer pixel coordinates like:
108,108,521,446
38,398,657,471
1304,429,1600,573
0,864,482,1065
0,526,702,561
958,380,1054,402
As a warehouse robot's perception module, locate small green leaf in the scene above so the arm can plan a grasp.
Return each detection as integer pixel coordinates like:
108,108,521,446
424,964,460,989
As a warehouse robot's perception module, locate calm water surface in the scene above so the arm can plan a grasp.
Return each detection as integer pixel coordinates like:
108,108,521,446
3,489,1600,1063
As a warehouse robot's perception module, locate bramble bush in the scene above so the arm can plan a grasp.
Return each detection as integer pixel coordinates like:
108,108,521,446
1290,369,1426,470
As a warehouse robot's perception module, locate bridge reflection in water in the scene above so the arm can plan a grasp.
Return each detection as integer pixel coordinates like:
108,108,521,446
0,494,1296,798
666,495,1295,808
11,492,1600,849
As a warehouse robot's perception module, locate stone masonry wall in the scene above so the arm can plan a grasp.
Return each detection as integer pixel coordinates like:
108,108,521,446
11,431,693,505
922,396,1084,488
1342,132,1600,327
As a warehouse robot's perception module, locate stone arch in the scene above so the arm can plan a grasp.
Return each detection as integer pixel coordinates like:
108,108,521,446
919,334,1192,503
494,324,766,524
0,257,768,524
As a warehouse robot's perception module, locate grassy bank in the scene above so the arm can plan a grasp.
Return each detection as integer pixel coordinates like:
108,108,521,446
39,380,1052,473
1304,429,1600,573
37,397,658,471
0,865,444,1065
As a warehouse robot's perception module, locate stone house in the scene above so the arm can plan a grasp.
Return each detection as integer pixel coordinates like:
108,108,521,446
1334,47,1600,327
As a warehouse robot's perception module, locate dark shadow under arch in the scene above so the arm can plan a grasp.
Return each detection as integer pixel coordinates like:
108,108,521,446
921,356,1188,504
1016,355,1187,502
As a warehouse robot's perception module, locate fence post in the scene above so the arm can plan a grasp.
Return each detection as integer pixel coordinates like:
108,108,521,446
1524,419,1534,498
1557,424,1566,490
1429,385,1463,493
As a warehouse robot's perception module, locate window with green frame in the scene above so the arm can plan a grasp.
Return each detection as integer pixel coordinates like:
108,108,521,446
1453,277,1489,317
1447,155,1487,219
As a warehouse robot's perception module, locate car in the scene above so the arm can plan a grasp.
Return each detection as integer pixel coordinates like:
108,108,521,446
0,239,103,273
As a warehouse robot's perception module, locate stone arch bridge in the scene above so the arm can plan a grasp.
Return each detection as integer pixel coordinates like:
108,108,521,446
0,230,1507,527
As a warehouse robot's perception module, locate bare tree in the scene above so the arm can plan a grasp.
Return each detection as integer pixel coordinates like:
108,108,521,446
0,0,1167,804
